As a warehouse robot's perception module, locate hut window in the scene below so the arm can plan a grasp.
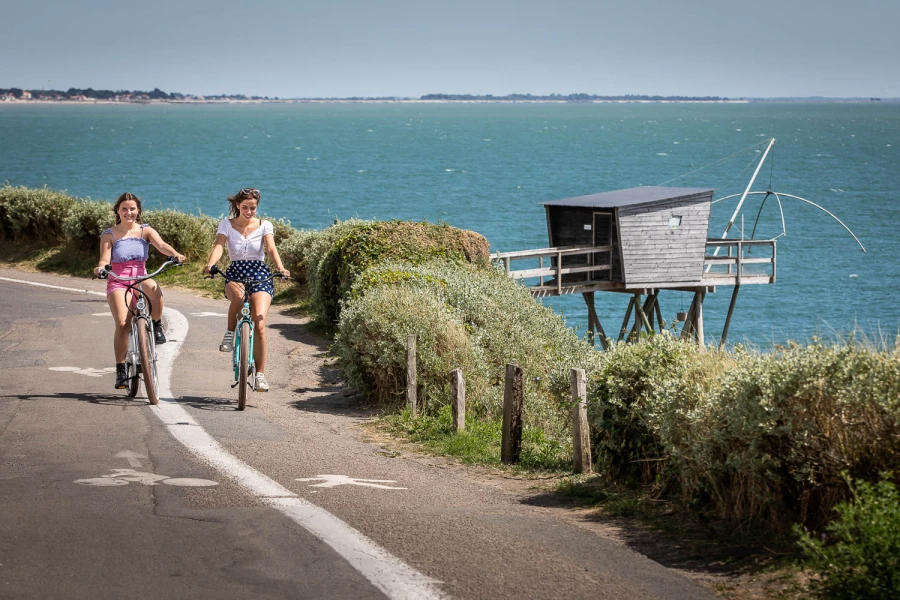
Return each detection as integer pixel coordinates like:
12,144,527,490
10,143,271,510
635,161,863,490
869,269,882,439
669,216,682,229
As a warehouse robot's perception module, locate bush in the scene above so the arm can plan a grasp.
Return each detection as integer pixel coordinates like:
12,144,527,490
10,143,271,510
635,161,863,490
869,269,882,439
336,260,600,442
689,341,900,529
143,209,218,263
797,475,900,599
0,184,76,244
335,283,478,408
313,220,491,327
62,199,114,252
586,334,727,488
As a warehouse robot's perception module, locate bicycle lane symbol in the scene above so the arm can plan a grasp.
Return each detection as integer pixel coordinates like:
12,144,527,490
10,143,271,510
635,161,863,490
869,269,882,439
75,469,219,488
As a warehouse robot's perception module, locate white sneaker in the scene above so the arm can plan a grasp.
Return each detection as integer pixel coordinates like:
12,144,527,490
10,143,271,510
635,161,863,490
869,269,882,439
219,331,234,352
255,372,269,392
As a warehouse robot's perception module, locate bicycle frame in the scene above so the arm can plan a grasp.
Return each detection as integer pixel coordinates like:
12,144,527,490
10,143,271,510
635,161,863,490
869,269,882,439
233,294,256,386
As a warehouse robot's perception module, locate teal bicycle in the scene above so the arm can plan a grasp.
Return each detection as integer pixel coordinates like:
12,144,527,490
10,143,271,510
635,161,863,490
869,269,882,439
207,265,287,410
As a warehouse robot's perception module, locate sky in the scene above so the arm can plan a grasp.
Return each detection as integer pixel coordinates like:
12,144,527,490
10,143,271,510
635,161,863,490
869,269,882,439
2,0,899,99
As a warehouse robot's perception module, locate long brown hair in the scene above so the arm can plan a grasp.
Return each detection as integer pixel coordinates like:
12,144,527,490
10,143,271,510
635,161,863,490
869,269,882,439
227,188,261,218
113,192,143,225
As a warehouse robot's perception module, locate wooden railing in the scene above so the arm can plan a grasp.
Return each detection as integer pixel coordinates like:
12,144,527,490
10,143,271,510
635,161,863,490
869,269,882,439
490,246,613,294
492,238,777,293
702,239,776,285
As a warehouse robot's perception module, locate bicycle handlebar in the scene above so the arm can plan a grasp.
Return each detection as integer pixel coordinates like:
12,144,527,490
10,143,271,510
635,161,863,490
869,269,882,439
95,256,183,282
207,264,290,285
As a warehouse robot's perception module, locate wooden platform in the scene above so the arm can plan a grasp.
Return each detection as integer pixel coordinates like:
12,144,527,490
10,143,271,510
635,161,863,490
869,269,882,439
492,238,775,298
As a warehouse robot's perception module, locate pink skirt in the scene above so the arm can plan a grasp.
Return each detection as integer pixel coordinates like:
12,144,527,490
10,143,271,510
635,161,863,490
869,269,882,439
106,260,147,296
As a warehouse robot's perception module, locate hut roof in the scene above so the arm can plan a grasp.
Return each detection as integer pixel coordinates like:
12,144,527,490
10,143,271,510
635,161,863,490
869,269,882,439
541,186,714,208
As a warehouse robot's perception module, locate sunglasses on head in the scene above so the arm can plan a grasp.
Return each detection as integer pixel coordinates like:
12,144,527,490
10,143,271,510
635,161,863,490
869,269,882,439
238,188,260,199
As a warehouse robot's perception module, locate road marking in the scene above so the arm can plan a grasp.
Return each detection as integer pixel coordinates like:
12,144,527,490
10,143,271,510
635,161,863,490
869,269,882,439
0,277,105,297
49,366,115,378
75,468,218,487
155,309,446,599
297,475,407,490
2,273,445,600
190,311,227,317
115,450,146,467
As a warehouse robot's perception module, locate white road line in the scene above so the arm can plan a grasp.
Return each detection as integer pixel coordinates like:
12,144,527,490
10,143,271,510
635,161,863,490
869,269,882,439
0,276,106,296
155,309,446,599
3,274,447,600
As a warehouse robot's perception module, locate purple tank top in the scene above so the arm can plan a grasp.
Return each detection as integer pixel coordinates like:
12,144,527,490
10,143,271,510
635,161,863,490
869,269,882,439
103,224,151,263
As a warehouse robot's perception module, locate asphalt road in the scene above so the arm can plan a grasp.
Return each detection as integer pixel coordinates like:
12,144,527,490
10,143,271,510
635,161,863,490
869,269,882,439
0,267,718,600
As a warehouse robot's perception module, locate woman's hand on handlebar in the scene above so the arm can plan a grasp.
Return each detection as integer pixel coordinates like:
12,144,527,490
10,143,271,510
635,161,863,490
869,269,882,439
93,264,111,279
277,268,291,279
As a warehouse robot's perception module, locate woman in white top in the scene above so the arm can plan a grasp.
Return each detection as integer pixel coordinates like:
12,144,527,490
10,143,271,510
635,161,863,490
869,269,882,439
203,188,290,392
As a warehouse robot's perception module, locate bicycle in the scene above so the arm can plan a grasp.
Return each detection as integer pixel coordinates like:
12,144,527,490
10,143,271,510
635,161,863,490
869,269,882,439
207,265,288,410
96,257,182,404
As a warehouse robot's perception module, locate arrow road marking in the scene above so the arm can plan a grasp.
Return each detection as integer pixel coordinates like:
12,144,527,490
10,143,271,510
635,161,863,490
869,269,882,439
115,450,147,468
296,475,407,490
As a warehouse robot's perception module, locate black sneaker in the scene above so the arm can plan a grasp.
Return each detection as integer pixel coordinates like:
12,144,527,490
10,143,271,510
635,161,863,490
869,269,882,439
115,363,128,389
153,320,167,345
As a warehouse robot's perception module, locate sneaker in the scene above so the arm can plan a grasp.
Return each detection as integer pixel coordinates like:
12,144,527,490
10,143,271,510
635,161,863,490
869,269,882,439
114,363,128,389
153,320,167,345
255,372,269,392
219,331,234,352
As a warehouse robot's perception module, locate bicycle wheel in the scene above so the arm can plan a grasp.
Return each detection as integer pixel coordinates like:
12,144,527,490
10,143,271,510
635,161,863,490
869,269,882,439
126,329,140,397
237,321,251,411
127,361,140,397
137,318,160,405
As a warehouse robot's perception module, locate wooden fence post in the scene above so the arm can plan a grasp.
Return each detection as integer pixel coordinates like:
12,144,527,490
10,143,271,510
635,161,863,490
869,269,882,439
501,364,524,463
571,368,592,474
406,334,417,417
450,368,465,432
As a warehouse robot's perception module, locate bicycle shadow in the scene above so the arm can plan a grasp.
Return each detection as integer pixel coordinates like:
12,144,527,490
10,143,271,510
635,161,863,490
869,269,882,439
0,392,151,407
173,395,243,411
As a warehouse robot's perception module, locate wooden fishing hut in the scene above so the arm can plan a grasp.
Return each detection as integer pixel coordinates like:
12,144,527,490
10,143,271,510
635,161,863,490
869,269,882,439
492,186,777,348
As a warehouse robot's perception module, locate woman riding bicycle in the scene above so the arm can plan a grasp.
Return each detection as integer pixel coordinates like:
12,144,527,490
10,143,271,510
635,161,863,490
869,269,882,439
94,192,187,389
203,188,290,392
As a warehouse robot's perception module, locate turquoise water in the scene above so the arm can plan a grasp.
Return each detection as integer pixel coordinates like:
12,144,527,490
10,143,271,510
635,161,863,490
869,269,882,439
2,102,898,346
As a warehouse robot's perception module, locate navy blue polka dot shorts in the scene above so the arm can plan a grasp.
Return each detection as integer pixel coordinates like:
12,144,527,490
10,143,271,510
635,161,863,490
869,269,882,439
224,260,275,297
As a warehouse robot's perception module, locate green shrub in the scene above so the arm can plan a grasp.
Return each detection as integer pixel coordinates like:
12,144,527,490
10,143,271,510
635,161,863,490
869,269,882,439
797,475,900,599
688,341,900,529
143,209,219,263
0,184,76,244
62,199,114,252
335,282,479,408
586,334,727,488
314,220,491,327
336,259,600,445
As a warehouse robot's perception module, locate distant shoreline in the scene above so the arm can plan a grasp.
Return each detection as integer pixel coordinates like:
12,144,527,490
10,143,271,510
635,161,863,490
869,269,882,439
1,97,897,106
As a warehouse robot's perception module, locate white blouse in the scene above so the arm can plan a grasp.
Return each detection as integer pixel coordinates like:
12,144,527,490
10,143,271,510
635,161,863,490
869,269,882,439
217,218,274,261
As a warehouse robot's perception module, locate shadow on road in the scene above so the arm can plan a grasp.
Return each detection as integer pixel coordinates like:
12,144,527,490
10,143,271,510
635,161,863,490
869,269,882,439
175,395,243,411
290,388,377,419
269,322,328,351
1,392,149,407
520,489,777,580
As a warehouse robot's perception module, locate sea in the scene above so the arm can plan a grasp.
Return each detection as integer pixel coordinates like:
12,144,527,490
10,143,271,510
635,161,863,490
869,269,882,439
1,101,897,347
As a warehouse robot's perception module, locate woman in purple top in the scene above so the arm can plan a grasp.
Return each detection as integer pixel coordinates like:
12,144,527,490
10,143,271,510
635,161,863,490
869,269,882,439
93,193,186,389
